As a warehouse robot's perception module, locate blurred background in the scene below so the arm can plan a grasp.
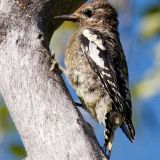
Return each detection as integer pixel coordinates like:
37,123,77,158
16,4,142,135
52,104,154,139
0,0,160,159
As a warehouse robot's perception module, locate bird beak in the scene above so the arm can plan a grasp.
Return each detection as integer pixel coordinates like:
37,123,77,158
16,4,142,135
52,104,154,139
54,14,78,22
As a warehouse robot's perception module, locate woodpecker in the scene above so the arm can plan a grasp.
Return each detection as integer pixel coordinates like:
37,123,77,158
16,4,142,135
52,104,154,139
55,0,135,158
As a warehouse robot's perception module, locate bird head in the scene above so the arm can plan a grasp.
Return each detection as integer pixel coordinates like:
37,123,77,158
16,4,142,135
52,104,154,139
55,0,118,32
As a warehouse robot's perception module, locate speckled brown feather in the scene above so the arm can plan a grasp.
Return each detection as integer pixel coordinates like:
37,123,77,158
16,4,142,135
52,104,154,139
57,0,135,158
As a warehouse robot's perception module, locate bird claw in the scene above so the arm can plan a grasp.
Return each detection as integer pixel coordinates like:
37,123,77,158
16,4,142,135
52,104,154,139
49,59,62,74
38,48,62,74
49,51,62,74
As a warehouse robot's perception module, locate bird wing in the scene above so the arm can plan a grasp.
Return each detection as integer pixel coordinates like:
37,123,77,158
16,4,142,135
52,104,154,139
79,28,135,140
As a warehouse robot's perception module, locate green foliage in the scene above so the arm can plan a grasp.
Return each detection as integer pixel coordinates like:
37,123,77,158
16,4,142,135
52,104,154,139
140,6,160,39
0,106,14,133
135,5,160,100
10,144,27,158
132,42,160,99
0,105,26,159
145,6,160,15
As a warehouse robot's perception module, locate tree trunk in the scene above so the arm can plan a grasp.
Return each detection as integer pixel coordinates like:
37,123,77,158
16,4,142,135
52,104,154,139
0,0,107,159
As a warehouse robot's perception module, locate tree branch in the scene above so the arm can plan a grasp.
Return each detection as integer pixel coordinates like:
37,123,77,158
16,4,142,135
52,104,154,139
0,0,107,159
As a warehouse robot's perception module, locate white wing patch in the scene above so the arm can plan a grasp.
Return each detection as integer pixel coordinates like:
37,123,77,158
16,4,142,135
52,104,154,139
82,29,106,69
88,42,105,68
82,29,105,50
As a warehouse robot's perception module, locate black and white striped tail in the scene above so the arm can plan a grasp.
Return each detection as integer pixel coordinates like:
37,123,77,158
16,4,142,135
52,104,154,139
103,113,115,159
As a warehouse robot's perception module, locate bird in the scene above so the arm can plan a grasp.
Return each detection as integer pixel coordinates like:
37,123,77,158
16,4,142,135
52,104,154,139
54,0,135,158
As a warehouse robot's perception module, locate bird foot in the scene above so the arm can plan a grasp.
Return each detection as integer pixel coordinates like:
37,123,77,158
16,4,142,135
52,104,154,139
38,48,62,74
49,58,62,74
48,51,62,74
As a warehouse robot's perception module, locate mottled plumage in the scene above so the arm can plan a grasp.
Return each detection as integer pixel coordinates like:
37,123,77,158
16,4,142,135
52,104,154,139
55,0,135,158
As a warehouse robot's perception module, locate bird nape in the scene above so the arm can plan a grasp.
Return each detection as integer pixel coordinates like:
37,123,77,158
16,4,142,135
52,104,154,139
54,0,135,159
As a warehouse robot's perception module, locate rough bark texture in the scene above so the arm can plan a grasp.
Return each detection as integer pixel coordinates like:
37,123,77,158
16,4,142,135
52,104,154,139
0,0,108,160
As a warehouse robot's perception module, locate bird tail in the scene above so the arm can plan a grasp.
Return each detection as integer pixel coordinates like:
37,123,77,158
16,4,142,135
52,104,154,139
121,120,135,142
103,114,115,158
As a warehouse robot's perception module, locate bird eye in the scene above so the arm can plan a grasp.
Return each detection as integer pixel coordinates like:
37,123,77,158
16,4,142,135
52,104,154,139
83,9,94,17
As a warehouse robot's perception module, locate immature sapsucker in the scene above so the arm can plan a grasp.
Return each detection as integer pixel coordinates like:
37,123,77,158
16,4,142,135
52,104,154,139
55,0,135,158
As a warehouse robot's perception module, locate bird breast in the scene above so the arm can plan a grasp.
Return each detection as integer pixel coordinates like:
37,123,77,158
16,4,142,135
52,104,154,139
64,30,112,124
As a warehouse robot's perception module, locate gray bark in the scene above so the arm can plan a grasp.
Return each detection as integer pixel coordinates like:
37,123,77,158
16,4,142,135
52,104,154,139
0,0,107,160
